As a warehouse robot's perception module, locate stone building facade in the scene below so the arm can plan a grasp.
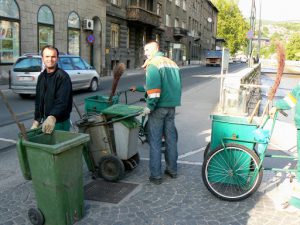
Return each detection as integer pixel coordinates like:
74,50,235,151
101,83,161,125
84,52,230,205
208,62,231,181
0,0,106,82
0,0,219,82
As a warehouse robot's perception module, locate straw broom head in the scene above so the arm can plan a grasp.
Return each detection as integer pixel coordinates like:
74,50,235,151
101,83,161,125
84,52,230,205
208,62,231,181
267,41,286,101
113,63,126,80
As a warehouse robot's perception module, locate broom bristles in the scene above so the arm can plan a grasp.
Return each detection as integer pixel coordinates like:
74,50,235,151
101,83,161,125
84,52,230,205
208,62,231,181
113,63,126,79
267,41,286,101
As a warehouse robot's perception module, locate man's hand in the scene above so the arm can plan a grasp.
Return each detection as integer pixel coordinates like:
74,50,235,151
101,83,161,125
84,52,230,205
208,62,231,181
141,107,151,117
269,107,277,118
129,86,136,92
31,120,40,129
42,116,56,134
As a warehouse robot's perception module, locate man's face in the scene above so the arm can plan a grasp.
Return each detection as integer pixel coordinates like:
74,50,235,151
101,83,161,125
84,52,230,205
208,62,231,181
42,48,58,70
144,43,158,59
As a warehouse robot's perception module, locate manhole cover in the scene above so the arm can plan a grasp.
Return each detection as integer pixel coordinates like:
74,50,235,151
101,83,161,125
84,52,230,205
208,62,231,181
84,179,139,204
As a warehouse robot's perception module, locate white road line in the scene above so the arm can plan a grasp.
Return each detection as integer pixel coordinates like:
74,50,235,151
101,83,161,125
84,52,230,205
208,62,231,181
140,157,203,166
0,138,17,144
178,146,206,159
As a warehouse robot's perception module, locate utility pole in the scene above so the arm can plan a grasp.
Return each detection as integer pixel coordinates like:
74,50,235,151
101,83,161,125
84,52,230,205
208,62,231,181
257,0,262,61
248,0,256,66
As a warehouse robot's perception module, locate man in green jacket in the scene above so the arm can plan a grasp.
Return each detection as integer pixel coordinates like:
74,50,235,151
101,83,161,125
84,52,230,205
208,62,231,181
270,84,300,209
133,41,182,184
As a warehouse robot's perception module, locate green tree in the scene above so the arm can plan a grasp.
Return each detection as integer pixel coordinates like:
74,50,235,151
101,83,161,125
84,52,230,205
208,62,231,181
286,33,300,60
211,0,249,55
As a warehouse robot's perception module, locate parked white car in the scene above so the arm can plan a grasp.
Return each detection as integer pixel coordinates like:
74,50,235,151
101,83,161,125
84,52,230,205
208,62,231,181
9,53,100,98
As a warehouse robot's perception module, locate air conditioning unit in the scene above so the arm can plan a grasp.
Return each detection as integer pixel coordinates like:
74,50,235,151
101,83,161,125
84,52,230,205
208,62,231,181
83,19,94,31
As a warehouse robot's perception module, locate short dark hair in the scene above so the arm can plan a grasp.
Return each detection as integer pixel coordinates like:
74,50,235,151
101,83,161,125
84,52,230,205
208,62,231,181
41,45,59,57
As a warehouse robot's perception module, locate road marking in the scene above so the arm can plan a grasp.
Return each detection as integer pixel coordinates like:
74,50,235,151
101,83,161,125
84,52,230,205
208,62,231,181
178,146,206,159
0,138,16,144
140,157,203,166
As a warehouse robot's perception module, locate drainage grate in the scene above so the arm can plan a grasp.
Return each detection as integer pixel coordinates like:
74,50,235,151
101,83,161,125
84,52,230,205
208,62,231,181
84,179,139,204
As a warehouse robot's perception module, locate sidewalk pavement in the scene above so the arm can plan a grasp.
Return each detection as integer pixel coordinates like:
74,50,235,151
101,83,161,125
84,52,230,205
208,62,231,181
1,68,300,225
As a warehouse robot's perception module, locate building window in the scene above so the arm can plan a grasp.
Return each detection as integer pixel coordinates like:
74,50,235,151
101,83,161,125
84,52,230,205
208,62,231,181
38,5,54,52
111,0,121,6
67,12,80,55
182,21,186,29
166,14,171,27
183,0,186,10
111,23,119,48
0,0,20,64
175,18,179,28
155,34,160,43
126,28,130,48
157,3,162,15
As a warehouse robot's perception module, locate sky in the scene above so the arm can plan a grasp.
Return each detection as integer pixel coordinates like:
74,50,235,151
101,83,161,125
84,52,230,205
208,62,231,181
238,0,300,22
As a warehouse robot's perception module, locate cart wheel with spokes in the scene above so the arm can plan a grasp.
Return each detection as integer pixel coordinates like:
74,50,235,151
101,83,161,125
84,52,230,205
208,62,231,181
203,142,210,160
98,155,125,181
28,208,44,225
202,143,263,201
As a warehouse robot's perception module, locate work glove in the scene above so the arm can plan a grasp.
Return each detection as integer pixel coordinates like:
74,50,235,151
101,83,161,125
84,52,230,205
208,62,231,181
269,107,277,118
141,107,151,117
30,120,40,129
42,116,56,134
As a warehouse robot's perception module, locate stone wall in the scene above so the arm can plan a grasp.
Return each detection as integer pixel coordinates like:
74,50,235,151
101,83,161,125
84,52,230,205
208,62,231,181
219,64,261,116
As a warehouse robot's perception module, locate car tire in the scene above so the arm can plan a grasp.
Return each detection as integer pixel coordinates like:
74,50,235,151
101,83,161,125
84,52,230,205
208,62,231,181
89,78,98,92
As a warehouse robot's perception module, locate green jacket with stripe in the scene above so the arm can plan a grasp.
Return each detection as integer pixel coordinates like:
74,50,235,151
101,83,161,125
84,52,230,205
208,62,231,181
275,83,300,128
144,52,182,111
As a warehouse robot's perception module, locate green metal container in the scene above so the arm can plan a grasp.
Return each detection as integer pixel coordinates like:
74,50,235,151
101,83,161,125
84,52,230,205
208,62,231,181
17,129,89,225
208,114,259,185
84,95,119,114
210,114,258,152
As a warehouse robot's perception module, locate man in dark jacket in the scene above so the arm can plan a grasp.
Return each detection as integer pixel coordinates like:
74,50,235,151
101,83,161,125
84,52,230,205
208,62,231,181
31,45,73,134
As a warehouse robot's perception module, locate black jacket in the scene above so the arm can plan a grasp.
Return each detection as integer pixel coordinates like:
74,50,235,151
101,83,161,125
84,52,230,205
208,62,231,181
34,67,73,123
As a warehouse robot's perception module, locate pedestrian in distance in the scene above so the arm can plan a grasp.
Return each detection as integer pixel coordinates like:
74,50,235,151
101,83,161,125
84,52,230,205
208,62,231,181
30,45,73,134
131,41,182,185
270,86,300,210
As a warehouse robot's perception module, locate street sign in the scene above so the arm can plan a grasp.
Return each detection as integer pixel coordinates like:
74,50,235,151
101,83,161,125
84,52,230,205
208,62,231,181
87,34,95,44
247,30,254,39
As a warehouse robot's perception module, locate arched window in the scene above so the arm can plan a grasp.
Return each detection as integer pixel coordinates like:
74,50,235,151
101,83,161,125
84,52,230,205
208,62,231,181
0,0,20,64
68,12,80,55
38,5,54,52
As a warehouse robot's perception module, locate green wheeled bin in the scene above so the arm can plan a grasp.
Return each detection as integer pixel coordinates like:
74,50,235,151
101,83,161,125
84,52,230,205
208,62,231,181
16,128,90,225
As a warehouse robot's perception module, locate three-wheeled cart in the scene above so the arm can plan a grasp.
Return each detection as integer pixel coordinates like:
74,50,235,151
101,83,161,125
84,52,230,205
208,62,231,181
202,111,298,201
76,103,143,182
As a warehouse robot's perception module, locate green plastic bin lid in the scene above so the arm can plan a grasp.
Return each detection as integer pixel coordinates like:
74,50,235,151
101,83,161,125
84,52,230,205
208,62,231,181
117,117,140,129
101,104,143,116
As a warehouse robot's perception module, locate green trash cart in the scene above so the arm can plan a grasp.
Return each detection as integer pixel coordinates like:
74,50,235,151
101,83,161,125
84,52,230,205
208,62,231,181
16,128,90,225
201,112,298,202
202,114,264,201
76,103,143,182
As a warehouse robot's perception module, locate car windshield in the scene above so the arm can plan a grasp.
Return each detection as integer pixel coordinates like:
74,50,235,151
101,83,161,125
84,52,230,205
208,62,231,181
13,58,42,72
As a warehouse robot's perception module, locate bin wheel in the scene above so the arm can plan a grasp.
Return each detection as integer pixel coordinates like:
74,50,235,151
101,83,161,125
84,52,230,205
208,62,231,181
98,155,125,181
202,143,263,201
28,208,44,225
203,142,211,160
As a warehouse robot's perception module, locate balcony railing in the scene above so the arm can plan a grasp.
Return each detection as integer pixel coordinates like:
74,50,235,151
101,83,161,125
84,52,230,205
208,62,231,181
173,27,188,37
126,6,160,27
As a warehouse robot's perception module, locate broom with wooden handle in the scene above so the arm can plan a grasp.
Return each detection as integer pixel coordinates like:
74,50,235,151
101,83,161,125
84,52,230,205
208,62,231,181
259,41,286,127
108,63,126,104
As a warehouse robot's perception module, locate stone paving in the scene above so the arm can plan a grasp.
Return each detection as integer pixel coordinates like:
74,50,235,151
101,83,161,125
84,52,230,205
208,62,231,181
1,156,300,225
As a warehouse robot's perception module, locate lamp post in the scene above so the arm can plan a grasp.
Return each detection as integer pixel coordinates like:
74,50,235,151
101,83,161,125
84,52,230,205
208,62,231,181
248,0,256,66
257,0,262,61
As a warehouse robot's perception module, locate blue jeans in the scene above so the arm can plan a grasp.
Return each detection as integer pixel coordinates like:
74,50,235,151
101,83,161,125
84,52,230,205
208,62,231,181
147,107,178,178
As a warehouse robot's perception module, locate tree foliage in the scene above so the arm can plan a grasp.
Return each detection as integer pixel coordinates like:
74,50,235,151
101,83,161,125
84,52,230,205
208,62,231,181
286,33,300,60
211,0,249,55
